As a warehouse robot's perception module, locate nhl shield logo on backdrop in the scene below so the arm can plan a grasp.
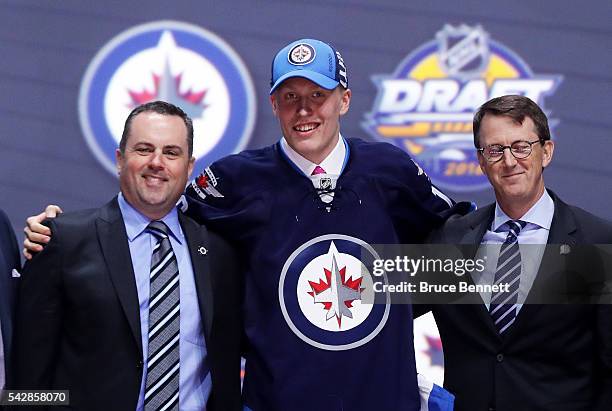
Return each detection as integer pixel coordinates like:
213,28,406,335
437,25,489,80
363,24,562,192
79,20,256,175
279,234,390,351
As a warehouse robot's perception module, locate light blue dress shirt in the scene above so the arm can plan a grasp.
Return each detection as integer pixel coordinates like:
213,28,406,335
118,193,210,411
472,190,554,312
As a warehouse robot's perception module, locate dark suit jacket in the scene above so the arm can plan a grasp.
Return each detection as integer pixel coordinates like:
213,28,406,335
12,198,243,411
416,190,612,411
0,209,20,391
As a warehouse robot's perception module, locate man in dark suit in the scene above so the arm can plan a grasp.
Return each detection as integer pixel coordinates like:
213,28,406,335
0,209,19,397
13,101,242,411
416,95,612,411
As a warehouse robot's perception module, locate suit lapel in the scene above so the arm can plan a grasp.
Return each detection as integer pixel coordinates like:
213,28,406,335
521,213,575,306
179,213,214,344
460,205,504,338
460,205,494,246
0,237,15,370
97,198,143,353
545,192,577,246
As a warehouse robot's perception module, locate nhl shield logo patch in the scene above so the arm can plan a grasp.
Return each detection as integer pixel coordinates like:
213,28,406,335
279,234,390,351
78,20,256,176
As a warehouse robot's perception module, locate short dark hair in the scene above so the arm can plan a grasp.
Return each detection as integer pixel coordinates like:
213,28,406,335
473,95,550,148
119,100,194,156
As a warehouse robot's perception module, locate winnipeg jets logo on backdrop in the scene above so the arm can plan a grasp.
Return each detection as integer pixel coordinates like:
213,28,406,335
79,20,256,175
279,235,389,351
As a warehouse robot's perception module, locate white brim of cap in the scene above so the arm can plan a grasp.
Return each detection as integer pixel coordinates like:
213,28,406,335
269,70,339,94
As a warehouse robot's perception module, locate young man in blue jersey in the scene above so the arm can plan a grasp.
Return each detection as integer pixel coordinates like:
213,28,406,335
25,39,462,411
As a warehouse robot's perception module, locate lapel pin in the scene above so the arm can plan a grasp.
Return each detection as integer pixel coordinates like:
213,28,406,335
198,246,208,255
559,244,571,255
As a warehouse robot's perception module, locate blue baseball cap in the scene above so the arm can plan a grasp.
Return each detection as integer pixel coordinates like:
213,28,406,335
269,38,348,94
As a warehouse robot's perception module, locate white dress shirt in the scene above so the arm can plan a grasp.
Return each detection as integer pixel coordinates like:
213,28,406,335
280,135,348,203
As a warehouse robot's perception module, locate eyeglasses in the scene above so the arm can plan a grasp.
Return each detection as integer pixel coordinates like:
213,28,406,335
478,139,543,163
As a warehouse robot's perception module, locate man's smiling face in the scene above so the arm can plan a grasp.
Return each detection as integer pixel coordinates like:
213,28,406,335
116,111,194,220
478,114,553,213
271,77,350,164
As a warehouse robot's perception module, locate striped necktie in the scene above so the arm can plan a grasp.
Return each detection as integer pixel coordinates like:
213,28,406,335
144,221,180,410
490,220,526,334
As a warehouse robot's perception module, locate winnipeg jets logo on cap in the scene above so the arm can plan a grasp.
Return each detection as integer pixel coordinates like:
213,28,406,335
288,43,316,65
279,234,390,351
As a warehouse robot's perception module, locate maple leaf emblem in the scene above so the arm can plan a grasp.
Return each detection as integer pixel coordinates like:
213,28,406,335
193,171,223,198
307,243,364,328
128,72,208,106
196,173,209,188
127,57,208,120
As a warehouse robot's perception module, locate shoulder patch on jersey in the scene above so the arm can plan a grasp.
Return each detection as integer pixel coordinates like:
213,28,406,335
411,158,426,176
204,166,219,186
193,167,224,199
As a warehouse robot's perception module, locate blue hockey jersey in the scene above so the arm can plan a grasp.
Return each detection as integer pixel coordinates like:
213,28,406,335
185,138,455,411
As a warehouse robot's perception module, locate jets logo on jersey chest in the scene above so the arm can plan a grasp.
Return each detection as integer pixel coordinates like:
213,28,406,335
279,234,389,351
